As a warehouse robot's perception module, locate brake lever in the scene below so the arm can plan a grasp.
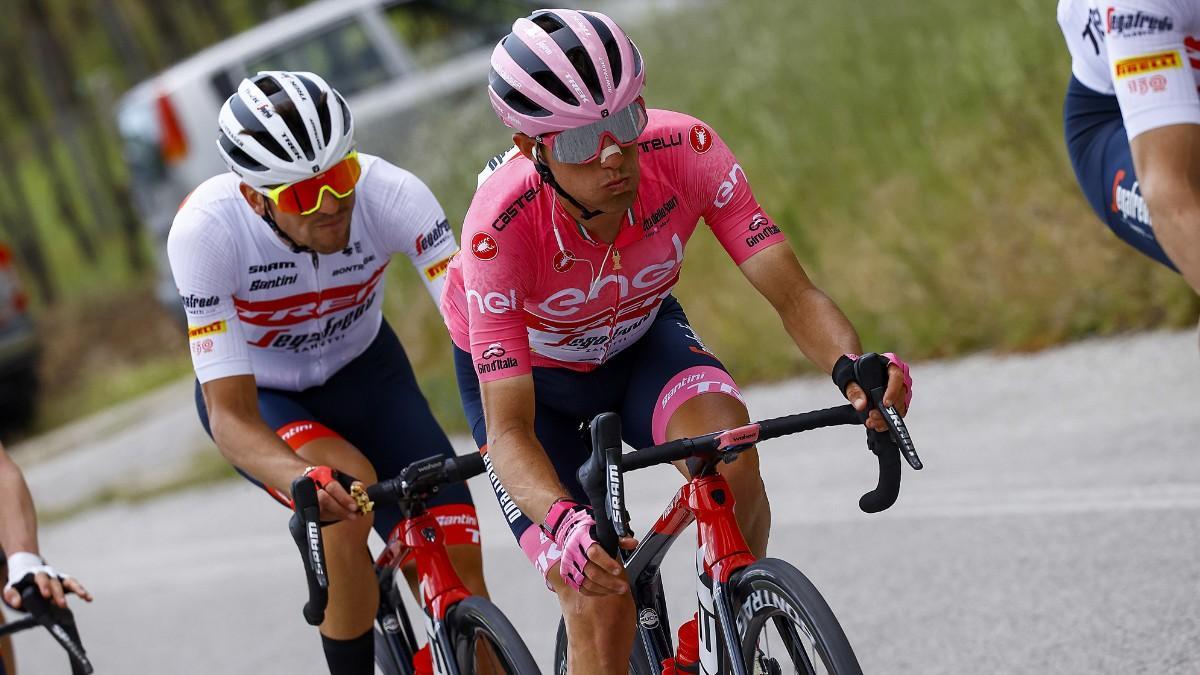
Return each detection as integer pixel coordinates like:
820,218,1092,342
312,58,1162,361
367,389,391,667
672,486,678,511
19,585,93,673
854,353,922,470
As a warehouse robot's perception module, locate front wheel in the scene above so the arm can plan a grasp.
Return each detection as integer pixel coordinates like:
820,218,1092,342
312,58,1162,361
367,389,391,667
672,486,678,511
728,558,863,675
445,596,542,674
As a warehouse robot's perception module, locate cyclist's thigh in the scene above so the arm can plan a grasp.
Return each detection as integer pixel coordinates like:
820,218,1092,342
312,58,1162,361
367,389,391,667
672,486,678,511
1063,74,1178,270
303,321,473,540
620,296,748,450
193,379,373,507
453,345,620,572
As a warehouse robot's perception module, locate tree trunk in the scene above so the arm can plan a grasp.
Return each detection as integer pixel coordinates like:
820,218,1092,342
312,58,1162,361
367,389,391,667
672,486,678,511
12,0,100,264
94,0,153,85
0,142,56,304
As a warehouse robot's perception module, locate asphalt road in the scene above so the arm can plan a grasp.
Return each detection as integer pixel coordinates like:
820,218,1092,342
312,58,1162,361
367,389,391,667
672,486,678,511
9,330,1200,674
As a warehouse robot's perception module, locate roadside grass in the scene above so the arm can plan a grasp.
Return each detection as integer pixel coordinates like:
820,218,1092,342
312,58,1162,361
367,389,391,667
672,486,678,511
39,448,234,525
33,354,192,434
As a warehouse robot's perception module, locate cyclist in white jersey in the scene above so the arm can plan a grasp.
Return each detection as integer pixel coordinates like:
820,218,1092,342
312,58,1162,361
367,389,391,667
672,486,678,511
0,441,92,675
1059,0,1200,300
167,71,481,675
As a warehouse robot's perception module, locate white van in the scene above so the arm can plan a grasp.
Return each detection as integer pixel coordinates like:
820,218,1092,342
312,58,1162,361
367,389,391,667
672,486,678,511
114,0,535,312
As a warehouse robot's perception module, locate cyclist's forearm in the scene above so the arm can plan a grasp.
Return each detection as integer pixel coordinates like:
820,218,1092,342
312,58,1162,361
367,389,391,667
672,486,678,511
487,426,572,525
209,410,308,496
777,286,863,373
0,451,40,555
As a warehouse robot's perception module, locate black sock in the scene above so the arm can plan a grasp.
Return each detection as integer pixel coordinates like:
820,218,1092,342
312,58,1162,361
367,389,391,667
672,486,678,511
320,628,374,675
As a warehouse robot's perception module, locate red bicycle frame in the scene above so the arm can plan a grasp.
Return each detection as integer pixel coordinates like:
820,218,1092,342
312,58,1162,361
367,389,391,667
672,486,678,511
377,510,471,623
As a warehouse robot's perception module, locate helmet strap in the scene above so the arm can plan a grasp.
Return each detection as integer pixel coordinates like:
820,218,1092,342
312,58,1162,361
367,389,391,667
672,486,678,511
261,202,314,255
532,145,605,221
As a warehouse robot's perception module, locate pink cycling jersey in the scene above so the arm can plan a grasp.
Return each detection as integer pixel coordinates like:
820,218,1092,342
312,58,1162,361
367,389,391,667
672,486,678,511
441,109,786,382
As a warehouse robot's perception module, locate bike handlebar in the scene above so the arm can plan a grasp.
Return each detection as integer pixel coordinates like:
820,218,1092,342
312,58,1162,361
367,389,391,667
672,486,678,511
578,353,923,556
365,452,486,505
0,584,94,673
288,452,487,625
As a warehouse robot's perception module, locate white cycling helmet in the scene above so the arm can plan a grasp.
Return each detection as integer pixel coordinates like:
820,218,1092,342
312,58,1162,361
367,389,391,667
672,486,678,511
216,71,355,189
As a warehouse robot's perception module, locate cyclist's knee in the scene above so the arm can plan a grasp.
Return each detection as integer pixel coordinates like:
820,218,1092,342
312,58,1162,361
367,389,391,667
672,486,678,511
446,544,488,598
720,446,764,489
324,510,376,545
664,390,749,442
557,588,635,644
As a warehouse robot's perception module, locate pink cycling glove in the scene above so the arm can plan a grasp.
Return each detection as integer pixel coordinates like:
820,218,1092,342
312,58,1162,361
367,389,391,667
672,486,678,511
880,352,913,409
542,499,599,591
833,353,913,410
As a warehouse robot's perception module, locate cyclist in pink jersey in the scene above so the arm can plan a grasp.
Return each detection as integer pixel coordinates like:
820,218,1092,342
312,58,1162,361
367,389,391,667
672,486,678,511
441,9,914,673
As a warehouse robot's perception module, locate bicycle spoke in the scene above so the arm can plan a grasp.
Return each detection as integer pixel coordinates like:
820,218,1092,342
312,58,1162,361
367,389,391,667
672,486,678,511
747,611,824,675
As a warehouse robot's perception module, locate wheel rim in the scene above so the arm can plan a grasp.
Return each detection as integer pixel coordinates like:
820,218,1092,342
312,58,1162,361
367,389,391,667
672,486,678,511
740,601,829,674
454,625,512,675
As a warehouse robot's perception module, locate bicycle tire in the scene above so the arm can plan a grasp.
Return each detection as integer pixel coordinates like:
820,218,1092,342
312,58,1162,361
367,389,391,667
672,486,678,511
728,558,863,675
445,596,542,674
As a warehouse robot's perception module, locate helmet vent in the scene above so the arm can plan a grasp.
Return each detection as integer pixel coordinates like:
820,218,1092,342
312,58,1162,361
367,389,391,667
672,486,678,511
490,69,549,117
503,32,579,107
228,95,290,162
218,135,267,172
534,11,604,105
582,13,622,87
268,90,315,161
334,92,352,138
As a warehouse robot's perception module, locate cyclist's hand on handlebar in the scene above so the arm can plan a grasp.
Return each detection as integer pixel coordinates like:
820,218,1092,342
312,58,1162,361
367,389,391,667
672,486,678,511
302,465,363,522
834,353,912,432
575,536,638,597
544,499,637,596
2,553,93,610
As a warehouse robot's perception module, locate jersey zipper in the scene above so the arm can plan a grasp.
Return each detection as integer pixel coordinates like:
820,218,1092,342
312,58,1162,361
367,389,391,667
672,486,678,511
596,208,637,364
310,251,323,381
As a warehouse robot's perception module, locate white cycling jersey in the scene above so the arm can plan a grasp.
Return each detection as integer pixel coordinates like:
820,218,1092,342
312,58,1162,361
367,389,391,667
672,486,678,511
1058,0,1200,139
167,154,457,391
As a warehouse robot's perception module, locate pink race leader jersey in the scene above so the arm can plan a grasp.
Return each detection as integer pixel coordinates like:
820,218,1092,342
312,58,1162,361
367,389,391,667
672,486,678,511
441,109,786,382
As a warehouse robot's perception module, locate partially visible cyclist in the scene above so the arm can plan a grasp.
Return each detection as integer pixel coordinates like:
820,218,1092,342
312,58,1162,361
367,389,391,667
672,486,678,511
440,9,912,674
0,441,92,675
1059,1,1200,302
167,70,483,675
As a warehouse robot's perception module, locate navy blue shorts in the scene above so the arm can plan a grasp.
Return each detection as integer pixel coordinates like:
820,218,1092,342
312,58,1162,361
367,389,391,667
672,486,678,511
196,320,473,542
1063,74,1177,271
454,295,746,565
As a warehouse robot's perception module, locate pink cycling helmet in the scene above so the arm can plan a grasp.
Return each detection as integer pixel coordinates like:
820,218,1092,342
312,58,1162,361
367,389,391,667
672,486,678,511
488,9,645,137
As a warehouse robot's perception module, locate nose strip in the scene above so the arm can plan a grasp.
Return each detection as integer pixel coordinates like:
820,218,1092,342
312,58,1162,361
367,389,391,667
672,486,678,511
599,143,622,162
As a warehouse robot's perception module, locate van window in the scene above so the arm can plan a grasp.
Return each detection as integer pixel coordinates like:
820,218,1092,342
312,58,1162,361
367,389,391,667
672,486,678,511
116,98,165,184
384,0,525,69
246,19,391,97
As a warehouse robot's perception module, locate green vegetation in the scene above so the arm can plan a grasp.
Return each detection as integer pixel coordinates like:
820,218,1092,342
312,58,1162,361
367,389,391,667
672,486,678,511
383,0,1197,430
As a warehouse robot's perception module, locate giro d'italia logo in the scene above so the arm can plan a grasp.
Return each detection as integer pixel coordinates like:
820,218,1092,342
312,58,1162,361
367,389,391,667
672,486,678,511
689,124,712,154
471,232,498,261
